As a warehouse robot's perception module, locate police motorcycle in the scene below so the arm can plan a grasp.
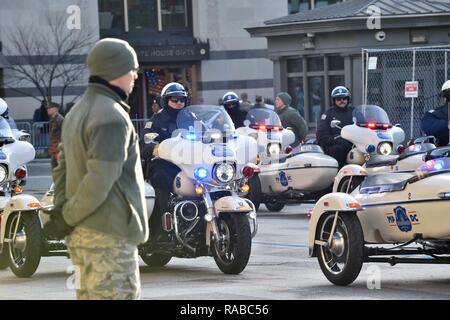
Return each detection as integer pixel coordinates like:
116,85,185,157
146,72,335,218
308,156,450,286
0,117,45,278
140,105,258,274
236,108,338,212
331,104,435,193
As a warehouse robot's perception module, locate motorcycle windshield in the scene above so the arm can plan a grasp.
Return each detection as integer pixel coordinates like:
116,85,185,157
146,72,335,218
0,117,14,138
415,157,450,179
245,108,282,129
353,105,391,129
177,105,236,141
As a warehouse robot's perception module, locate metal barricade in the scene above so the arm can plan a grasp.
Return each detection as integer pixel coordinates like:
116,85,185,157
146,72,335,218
15,121,32,134
29,119,150,154
31,121,50,153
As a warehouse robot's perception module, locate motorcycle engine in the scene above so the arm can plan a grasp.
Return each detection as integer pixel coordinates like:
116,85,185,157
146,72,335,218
168,198,206,248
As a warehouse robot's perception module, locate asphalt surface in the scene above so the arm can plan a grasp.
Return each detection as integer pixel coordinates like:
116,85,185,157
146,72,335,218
1,160,450,300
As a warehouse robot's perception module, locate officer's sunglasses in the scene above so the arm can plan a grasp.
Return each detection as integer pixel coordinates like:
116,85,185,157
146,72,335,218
335,97,348,102
169,97,186,103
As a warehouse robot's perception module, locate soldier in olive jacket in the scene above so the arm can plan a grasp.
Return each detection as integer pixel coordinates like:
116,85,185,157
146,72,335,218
46,38,148,300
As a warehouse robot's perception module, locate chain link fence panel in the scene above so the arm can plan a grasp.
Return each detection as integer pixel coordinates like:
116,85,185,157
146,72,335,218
363,46,450,141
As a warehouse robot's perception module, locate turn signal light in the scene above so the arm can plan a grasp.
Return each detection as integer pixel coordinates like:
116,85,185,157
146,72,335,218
242,166,255,178
396,144,405,154
347,202,361,209
195,185,204,195
241,184,250,193
15,185,23,193
27,202,41,208
15,168,27,180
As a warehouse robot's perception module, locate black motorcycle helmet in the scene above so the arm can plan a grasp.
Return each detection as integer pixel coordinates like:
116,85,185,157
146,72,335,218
161,82,188,108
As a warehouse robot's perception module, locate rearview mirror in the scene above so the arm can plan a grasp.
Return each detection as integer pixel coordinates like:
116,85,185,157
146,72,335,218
330,120,342,129
144,133,159,144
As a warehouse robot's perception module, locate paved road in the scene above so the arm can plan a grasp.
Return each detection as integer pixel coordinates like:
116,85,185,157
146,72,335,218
1,160,450,300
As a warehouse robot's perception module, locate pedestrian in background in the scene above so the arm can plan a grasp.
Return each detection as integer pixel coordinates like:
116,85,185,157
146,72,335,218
252,95,266,109
239,92,252,113
47,102,64,169
45,38,148,300
275,92,308,147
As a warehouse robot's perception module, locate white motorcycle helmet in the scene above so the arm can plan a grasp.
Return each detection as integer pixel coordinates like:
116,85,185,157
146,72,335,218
0,98,9,119
441,80,450,102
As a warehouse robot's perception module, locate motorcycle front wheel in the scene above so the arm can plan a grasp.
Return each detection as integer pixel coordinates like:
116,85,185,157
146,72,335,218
7,213,43,278
212,213,251,275
316,212,364,286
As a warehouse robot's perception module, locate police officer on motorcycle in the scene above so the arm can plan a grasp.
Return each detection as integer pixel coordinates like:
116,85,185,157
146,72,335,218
316,86,354,168
140,82,187,242
222,91,247,128
421,80,450,147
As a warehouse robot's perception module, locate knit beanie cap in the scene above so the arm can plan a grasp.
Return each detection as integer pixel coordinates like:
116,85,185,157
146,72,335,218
276,92,292,107
87,38,139,81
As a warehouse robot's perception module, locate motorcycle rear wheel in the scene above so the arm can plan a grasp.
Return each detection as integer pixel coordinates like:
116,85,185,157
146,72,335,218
265,202,285,212
246,174,261,211
140,252,172,267
0,246,9,270
213,213,251,275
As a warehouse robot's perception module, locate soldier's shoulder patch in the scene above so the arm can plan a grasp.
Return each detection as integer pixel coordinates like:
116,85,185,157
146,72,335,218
321,114,327,120
144,121,153,129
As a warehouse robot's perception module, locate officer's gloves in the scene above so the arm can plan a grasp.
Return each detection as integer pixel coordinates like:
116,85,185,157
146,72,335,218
43,207,73,238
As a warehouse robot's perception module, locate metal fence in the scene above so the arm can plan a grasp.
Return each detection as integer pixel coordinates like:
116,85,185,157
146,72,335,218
363,46,450,140
31,122,51,153
25,119,151,154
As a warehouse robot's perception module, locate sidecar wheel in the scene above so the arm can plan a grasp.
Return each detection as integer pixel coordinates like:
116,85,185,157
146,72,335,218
265,202,285,212
7,213,43,278
0,246,9,270
339,177,363,194
140,252,172,267
316,212,364,286
246,174,261,211
213,214,251,275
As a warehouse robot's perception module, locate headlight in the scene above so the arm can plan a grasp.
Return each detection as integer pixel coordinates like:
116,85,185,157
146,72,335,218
378,142,392,155
213,163,235,183
0,165,7,183
268,143,281,156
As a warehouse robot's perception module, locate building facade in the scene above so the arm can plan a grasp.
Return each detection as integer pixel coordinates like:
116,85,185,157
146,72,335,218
0,0,99,120
98,0,288,119
247,0,450,128
0,0,345,120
